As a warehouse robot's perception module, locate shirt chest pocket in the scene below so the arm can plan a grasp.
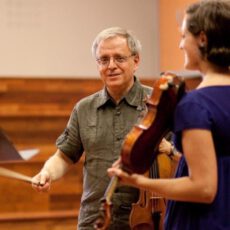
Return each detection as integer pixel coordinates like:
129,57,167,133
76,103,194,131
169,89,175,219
80,124,97,151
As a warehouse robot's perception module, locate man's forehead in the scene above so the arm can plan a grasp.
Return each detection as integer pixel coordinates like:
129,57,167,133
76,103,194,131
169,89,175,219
96,37,130,55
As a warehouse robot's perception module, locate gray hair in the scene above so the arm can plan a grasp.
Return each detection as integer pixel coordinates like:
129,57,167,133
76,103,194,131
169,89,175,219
91,27,142,58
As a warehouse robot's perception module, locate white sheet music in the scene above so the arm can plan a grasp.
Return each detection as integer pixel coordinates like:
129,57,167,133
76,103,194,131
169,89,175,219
18,148,40,160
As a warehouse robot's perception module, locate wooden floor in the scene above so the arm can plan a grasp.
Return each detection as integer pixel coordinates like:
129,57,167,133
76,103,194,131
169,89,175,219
0,76,201,229
0,211,78,230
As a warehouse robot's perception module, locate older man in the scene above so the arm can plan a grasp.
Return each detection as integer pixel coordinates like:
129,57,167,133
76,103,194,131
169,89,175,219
32,27,152,230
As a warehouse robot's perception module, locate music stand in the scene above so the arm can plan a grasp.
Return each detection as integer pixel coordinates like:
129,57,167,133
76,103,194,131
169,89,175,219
0,129,22,161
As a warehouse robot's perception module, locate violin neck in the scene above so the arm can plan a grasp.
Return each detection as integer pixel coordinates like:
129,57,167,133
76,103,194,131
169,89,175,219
104,175,119,203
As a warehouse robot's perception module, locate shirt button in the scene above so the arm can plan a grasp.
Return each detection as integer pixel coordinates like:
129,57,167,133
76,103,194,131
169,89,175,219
116,111,121,115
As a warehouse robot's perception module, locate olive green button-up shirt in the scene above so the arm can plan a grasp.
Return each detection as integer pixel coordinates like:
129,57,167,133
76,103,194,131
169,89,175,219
56,77,152,229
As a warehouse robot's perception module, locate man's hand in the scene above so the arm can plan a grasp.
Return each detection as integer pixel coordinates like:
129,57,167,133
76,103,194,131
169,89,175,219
32,170,51,192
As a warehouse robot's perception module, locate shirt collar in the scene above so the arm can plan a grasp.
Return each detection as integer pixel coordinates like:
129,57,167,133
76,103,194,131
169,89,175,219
96,76,144,108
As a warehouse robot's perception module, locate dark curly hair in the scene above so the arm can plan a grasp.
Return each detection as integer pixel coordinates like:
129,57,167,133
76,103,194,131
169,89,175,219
186,0,230,69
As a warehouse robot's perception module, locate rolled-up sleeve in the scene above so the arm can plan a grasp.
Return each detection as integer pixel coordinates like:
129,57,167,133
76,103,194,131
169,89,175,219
56,105,84,163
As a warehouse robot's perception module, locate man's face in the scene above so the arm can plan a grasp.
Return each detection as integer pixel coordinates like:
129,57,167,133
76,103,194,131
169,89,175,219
95,36,140,95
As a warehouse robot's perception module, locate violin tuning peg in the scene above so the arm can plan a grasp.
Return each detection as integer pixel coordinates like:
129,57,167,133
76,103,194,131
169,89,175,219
159,82,169,90
164,75,174,83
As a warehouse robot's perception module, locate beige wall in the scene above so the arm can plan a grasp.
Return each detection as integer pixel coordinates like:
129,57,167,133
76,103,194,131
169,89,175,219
0,0,158,78
0,0,199,78
159,0,197,72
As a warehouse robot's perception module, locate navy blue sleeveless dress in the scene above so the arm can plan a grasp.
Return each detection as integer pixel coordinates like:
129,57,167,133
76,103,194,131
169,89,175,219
164,86,230,230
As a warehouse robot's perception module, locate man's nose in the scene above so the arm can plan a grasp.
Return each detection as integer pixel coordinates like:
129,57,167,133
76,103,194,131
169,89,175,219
107,57,117,68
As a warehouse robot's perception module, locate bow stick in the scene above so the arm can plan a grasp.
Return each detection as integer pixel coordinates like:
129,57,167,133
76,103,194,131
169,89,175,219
0,166,36,184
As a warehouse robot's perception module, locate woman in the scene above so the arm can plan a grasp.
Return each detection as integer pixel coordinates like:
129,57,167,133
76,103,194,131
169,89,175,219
108,1,230,229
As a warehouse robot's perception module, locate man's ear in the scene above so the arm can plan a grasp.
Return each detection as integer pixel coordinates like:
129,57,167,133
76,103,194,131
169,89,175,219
133,54,140,70
134,54,140,62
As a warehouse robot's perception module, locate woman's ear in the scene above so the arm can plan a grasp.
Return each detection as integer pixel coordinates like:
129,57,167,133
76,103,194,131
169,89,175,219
198,31,207,48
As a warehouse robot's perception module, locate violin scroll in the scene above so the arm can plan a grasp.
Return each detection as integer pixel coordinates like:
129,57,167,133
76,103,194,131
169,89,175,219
94,199,112,230
94,175,119,230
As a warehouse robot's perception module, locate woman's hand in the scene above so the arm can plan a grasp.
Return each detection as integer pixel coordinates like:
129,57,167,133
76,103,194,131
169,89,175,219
107,160,145,188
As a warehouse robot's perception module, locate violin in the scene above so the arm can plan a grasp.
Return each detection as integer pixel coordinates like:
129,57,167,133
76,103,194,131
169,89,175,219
129,133,177,230
129,159,162,230
129,172,155,230
94,75,185,230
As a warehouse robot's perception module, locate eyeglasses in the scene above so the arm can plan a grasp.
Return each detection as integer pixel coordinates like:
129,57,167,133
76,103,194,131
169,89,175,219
96,54,135,67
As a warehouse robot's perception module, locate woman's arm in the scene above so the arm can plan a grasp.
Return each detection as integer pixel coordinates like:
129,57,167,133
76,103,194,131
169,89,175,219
108,129,218,203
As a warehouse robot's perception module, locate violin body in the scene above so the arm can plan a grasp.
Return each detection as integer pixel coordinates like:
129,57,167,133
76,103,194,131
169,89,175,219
129,188,154,230
129,153,178,230
121,76,185,174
